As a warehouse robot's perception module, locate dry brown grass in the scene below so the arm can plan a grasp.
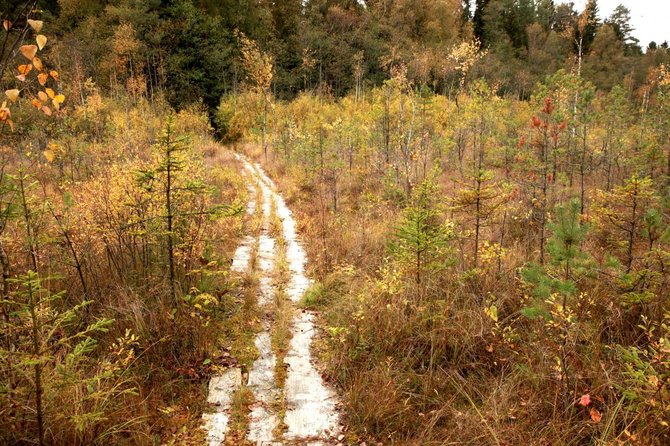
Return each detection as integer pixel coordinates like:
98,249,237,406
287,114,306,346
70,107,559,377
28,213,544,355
236,142,670,446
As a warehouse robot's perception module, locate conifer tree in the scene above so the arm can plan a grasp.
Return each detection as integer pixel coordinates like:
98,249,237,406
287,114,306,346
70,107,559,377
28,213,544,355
390,176,453,286
522,200,592,406
593,175,658,272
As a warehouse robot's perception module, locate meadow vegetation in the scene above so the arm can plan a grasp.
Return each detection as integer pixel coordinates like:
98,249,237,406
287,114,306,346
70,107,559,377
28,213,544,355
2,0,670,445
226,65,670,445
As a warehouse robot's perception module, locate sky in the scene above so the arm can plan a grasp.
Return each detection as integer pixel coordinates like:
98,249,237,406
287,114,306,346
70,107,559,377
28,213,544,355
570,0,668,48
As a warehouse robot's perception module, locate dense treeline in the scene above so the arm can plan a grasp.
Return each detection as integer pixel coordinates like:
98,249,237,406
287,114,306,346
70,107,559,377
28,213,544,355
9,0,670,115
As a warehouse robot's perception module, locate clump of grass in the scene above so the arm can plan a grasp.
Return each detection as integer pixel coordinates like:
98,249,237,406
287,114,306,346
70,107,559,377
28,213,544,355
268,203,293,438
271,287,293,389
221,270,262,372
268,199,283,239
300,282,327,310
228,386,255,436
299,267,353,310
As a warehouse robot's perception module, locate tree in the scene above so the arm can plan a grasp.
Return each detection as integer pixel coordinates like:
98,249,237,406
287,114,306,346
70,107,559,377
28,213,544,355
1,272,115,445
162,0,235,110
237,31,273,161
454,169,511,268
519,97,566,264
585,24,625,90
522,199,593,407
564,0,599,77
593,175,659,272
606,4,641,54
473,0,492,43
390,176,453,286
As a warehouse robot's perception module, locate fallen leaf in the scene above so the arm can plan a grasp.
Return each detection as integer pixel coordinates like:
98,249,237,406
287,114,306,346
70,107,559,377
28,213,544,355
590,407,602,423
41,105,52,116
43,149,55,162
3,20,11,31
38,91,48,103
579,394,591,407
38,73,48,86
45,88,55,99
49,70,59,81
31,98,42,109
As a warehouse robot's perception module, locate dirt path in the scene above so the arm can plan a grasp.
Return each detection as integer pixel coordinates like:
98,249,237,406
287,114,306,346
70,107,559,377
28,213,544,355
202,153,341,445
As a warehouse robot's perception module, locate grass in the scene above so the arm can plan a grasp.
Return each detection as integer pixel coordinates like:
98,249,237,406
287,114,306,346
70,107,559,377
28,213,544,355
226,385,255,442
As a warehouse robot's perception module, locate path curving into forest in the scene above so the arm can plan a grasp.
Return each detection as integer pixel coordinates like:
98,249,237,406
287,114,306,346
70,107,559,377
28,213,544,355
202,153,341,445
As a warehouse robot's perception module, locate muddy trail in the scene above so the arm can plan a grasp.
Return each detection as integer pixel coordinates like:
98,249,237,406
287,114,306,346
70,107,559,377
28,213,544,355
202,153,341,445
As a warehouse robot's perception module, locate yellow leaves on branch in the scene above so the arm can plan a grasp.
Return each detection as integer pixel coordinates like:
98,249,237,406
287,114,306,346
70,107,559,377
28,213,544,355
2,17,64,130
448,38,487,87
34,89,63,112
236,30,273,92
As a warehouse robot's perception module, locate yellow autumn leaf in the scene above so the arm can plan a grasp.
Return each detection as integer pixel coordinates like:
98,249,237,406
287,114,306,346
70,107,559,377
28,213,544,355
31,98,42,109
20,45,37,61
43,149,55,162
54,94,65,104
36,35,47,50
45,88,55,99
32,56,43,71
27,19,43,33
38,73,48,86
3,20,11,31
52,99,60,111
5,89,19,103
38,91,48,103
49,70,59,81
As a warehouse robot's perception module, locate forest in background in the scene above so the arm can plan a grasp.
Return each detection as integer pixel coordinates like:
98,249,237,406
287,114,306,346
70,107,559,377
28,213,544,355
1,0,669,445
3,0,669,112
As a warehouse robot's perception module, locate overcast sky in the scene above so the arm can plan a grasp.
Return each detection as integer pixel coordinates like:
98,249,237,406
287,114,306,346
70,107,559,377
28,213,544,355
570,0,668,47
